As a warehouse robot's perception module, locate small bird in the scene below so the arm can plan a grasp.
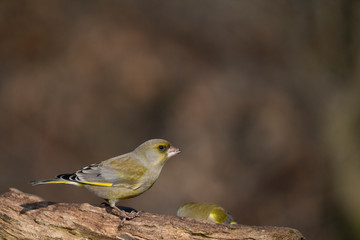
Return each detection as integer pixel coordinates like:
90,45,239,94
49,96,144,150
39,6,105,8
32,139,180,218
177,202,237,224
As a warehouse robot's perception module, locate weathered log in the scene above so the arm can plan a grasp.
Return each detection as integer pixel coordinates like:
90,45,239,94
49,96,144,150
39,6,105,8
0,188,305,239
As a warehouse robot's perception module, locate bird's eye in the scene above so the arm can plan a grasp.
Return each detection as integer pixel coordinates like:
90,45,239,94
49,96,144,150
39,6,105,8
158,145,166,151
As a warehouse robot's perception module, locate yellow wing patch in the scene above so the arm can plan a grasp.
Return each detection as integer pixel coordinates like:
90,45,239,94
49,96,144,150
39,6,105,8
46,180,113,187
79,181,113,187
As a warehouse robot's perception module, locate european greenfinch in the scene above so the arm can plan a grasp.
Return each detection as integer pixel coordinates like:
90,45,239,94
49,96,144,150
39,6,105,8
32,139,181,210
177,202,237,224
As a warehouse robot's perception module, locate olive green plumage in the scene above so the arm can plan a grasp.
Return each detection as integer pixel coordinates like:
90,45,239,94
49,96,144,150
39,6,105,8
177,202,237,224
32,139,181,207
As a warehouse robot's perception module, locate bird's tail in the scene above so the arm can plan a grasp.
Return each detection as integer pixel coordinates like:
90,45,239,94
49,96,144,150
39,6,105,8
31,174,81,186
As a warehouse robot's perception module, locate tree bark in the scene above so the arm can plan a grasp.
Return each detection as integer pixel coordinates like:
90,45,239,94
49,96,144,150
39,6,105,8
0,188,305,240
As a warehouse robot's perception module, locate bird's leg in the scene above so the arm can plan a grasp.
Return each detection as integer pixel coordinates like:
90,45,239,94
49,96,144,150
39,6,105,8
102,199,140,223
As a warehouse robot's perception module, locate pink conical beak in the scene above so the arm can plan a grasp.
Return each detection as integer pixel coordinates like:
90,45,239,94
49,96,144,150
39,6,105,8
167,146,181,158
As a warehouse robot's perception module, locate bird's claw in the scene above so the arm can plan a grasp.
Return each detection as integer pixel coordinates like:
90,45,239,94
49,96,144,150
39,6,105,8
101,201,140,227
112,208,140,220
113,209,140,229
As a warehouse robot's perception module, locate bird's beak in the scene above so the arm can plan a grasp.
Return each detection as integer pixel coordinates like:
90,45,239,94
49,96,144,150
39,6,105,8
167,146,181,158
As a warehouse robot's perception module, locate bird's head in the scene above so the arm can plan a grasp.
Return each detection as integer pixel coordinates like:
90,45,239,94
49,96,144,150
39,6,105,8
134,139,181,165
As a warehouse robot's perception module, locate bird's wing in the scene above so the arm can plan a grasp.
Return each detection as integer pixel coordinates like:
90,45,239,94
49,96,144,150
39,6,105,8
75,153,148,188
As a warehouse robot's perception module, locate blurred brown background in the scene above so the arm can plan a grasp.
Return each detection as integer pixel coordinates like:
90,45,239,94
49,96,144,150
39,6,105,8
1,1,360,239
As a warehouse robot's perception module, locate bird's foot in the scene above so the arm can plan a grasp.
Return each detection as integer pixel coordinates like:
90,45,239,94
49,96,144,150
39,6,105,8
112,208,140,228
101,201,140,226
112,207,140,219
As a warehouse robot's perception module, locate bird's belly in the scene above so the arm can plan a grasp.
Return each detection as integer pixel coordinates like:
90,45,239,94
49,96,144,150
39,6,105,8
84,185,145,200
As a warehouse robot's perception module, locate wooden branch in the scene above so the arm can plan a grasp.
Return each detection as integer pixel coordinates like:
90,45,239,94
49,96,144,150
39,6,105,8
0,188,305,240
